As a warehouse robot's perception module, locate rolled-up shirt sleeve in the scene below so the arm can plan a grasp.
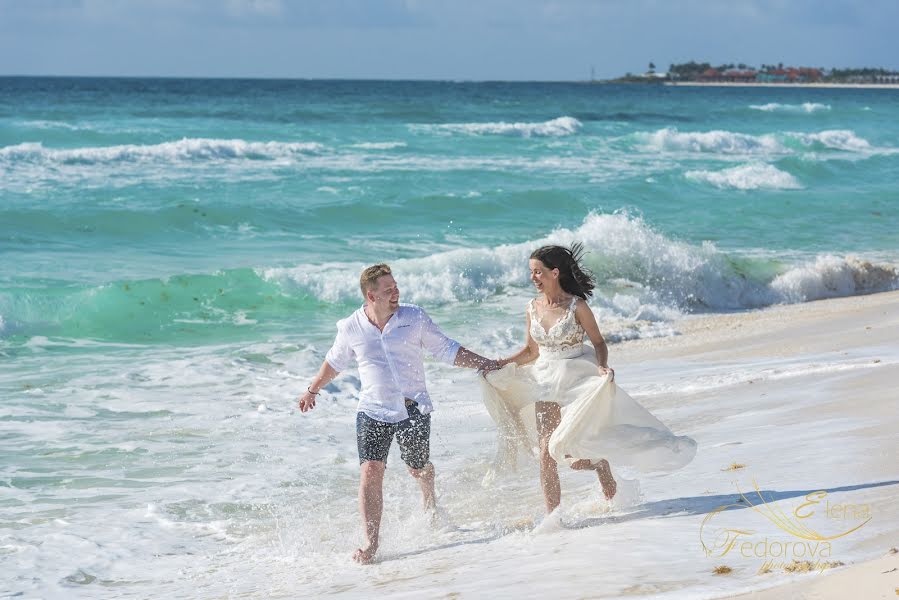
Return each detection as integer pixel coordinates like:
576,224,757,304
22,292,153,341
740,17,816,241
419,309,461,365
324,325,354,372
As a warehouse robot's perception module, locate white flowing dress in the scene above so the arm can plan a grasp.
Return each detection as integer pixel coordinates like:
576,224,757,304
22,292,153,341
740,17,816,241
480,298,696,478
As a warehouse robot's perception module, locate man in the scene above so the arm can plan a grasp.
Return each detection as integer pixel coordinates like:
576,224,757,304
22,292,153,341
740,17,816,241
298,263,499,564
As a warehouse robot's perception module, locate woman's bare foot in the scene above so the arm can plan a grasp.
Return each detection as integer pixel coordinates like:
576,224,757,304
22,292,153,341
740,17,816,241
352,544,378,564
595,459,617,501
569,458,593,470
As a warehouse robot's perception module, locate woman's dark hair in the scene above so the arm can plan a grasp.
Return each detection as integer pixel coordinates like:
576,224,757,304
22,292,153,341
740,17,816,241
530,243,595,299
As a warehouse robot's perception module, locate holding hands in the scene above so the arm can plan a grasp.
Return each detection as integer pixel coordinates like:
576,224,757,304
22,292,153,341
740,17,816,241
477,358,505,377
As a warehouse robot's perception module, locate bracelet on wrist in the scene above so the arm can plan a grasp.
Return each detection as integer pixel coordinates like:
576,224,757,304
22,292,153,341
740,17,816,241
307,386,319,395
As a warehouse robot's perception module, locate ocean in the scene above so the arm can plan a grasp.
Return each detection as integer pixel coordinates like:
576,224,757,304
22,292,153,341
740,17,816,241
1,77,897,597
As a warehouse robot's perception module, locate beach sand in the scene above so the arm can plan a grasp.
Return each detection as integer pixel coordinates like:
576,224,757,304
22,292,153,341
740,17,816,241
729,549,899,599
614,290,899,599
286,290,899,598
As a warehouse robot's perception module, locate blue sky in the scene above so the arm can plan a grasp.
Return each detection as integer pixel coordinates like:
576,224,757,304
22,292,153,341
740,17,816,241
2,0,897,80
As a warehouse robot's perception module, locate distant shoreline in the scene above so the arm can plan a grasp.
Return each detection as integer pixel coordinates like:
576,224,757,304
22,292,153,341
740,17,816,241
664,81,899,89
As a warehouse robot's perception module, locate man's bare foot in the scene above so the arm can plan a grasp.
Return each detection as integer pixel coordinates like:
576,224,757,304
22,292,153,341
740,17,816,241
352,544,378,564
595,459,617,501
569,458,593,470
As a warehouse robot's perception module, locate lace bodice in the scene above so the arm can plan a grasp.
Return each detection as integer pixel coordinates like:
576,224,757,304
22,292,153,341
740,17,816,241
528,297,585,358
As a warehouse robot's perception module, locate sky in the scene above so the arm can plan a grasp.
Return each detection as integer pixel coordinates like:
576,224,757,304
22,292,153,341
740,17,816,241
1,0,898,80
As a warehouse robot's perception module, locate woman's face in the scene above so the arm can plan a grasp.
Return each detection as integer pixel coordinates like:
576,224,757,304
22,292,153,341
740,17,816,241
529,259,559,293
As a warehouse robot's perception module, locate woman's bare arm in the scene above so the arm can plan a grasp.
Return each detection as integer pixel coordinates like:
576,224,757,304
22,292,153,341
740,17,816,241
500,307,540,366
574,298,613,379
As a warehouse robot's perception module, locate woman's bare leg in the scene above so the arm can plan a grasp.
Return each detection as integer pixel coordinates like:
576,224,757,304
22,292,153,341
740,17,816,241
569,458,617,501
595,459,617,500
535,401,562,514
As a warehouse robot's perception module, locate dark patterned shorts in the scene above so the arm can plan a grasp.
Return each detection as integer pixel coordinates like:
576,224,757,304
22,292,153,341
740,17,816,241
356,402,431,470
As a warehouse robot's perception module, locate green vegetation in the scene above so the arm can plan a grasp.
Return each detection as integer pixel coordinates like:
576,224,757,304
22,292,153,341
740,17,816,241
607,60,899,84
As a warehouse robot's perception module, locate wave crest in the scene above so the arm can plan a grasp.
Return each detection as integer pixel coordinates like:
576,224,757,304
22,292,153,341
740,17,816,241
771,256,898,303
686,163,802,190
792,130,872,152
637,128,785,154
637,127,887,157
262,213,899,313
750,102,831,113
0,138,325,164
349,141,407,150
413,116,582,138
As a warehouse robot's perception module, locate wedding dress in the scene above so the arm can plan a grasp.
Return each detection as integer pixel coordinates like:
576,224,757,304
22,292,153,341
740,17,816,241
480,297,696,478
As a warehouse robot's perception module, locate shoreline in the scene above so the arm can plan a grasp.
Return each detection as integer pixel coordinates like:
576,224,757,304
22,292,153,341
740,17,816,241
615,289,899,362
664,81,899,89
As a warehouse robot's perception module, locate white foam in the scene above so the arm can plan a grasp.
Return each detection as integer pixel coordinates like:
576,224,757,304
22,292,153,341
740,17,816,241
637,127,785,154
749,102,831,113
413,116,582,137
792,129,873,152
0,138,325,164
4,304,896,597
348,141,407,149
21,119,92,130
770,255,898,303
637,127,887,157
263,212,899,315
685,162,802,190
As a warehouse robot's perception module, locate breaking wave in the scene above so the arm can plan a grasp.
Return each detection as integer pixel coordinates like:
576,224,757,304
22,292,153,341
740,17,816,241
0,138,325,165
412,116,582,137
685,163,802,190
264,213,899,311
749,102,831,113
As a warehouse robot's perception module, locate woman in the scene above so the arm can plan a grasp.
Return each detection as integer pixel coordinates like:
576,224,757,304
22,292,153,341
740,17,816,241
481,244,696,515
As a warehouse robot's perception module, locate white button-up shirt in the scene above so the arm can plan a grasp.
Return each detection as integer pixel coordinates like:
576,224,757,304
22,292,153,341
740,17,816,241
325,303,461,423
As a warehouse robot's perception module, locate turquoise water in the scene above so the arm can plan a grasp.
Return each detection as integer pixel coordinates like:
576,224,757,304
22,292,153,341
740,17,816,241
2,78,897,347
1,78,897,596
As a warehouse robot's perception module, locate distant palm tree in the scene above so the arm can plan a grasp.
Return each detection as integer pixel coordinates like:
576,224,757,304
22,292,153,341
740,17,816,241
648,62,656,73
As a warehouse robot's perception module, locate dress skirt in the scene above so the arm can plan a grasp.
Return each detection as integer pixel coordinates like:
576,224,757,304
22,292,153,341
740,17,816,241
480,346,697,476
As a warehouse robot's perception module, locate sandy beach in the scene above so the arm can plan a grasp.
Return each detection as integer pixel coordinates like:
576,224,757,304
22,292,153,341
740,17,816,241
614,290,899,599
664,81,899,89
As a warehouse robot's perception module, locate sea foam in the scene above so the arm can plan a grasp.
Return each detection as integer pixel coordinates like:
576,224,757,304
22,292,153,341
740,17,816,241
0,138,324,164
685,163,802,190
349,141,407,150
637,128,786,154
792,129,873,152
749,102,831,113
770,255,899,303
262,212,899,313
413,116,582,137
637,127,890,158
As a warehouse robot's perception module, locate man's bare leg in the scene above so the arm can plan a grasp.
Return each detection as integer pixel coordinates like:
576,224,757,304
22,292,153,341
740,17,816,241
536,402,562,514
354,460,385,564
408,461,436,511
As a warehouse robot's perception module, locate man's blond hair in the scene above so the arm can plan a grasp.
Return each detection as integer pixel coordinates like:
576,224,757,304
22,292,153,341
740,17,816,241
359,263,392,298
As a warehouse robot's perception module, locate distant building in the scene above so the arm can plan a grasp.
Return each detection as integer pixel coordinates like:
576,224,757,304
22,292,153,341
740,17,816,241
756,69,787,83
721,69,757,83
